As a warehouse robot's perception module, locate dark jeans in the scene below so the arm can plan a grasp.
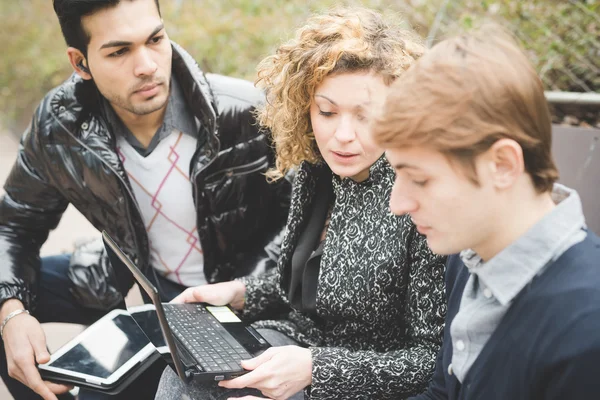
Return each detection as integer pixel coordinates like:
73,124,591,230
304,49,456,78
0,254,186,400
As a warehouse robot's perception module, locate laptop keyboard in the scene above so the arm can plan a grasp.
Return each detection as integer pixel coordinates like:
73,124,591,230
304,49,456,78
163,304,253,373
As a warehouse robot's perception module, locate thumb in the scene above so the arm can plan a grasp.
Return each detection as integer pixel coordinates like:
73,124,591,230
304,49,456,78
171,287,204,304
29,328,50,364
240,348,274,371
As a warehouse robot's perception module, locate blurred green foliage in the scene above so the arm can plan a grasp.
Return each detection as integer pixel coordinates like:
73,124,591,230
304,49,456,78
0,0,598,131
416,0,600,93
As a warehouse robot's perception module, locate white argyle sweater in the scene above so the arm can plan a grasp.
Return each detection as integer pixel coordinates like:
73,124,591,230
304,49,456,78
117,131,206,287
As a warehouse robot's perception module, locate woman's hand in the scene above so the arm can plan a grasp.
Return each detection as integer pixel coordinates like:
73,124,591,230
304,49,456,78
171,280,246,310
220,345,312,400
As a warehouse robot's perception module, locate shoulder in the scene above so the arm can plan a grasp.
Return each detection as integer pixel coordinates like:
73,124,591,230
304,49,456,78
205,73,267,145
542,232,600,295
205,73,265,109
27,73,89,145
518,233,600,347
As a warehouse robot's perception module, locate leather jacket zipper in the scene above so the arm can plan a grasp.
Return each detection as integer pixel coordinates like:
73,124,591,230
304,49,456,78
204,156,268,182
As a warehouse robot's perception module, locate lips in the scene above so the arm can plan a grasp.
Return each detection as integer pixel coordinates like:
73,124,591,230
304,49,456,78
411,218,432,234
416,225,432,235
135,83,159,93
332,151,359,158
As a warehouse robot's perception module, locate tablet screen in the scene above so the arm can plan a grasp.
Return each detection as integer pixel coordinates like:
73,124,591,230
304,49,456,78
48,314,149,379
129,309,167,350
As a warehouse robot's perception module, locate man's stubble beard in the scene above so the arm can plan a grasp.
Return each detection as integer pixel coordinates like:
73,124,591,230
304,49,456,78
98,73,170,116
106,87,169,116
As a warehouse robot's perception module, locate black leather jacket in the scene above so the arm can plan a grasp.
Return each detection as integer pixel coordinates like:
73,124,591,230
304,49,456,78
0,43,290,311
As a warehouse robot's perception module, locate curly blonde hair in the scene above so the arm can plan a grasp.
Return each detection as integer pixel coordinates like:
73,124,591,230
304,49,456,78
256,7,424,181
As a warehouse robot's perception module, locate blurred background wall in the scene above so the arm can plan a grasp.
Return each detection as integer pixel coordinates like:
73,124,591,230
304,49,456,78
1,0,598,135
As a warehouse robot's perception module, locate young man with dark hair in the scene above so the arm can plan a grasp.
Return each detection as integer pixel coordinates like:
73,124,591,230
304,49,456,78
0,0,290,399
373,26,600,399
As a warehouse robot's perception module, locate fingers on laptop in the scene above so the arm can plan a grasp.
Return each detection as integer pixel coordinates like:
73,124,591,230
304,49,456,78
170,287,195,303
220,347,281,391
239,348,273,371
171,284,231,305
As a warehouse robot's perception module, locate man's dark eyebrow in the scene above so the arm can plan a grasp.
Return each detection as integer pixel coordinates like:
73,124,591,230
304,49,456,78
99,24,165,50
146,24,165,41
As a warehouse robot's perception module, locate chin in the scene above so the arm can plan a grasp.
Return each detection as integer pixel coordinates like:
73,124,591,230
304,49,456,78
426,238,462,256
328,164,360,178
132,96,168,115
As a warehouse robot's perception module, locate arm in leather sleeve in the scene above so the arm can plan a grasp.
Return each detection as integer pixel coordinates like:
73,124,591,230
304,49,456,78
249,169,293,274
206,72,293,280
68,238,124,310
309,226,447,399
0,104,69,311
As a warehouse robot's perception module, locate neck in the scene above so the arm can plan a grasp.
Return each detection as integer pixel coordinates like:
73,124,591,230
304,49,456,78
475,184,556,261
112,105,167,148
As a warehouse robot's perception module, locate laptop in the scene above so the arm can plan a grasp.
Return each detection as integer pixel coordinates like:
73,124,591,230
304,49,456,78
102,231,271,383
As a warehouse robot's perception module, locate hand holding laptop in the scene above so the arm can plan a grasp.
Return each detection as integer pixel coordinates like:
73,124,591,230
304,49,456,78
219,345,312,400
168,257,313,399
172,281,247,311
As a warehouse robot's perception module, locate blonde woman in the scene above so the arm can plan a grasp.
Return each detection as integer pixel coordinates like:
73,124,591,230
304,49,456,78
156,7,446,400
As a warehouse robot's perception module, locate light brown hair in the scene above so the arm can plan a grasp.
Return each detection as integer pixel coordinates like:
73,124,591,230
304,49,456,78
255,7,424,181
373,25,558,193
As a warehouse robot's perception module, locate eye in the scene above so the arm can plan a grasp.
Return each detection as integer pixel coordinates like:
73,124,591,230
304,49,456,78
108,48,128,57
413,179,428,187
149,35,164,44
319,110,334,117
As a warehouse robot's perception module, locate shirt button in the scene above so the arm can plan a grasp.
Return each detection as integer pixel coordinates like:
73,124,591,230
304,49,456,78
483,288,493,298
448,364,453,376
456,340,465,351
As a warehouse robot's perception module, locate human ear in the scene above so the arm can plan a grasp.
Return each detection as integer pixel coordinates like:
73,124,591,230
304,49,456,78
487,138,524,189
66,47,92,80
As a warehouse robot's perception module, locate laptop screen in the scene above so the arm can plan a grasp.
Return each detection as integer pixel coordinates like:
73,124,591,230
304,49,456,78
102,231,190,381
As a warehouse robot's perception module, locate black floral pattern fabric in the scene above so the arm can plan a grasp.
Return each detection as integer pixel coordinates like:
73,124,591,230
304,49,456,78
239,157,446,399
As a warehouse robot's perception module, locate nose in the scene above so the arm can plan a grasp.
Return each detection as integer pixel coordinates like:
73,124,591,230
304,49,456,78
333,116,356,143
133,48,158,77
389,183,419,216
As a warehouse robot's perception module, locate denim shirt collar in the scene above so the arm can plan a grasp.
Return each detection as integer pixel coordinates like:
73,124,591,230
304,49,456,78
460,184,586,306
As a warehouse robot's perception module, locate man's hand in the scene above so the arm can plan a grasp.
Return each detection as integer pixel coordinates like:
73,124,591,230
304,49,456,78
1,299,72,400
219,346,312,400
171,281,246,310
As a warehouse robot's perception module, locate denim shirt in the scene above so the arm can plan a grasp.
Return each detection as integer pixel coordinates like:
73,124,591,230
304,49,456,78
449,184,587,382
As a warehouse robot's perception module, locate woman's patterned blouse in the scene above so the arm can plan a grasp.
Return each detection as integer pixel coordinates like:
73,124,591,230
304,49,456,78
239,156,447,399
